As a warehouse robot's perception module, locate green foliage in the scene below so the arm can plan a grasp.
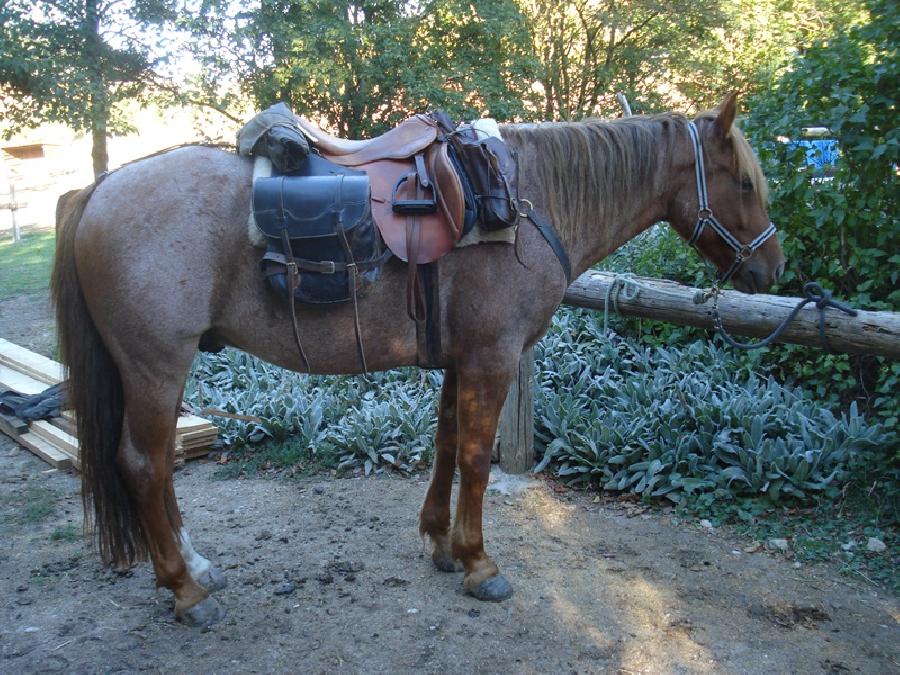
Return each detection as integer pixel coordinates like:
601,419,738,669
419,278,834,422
679,491,897,591
187,307,893,509
185,0,538,136
50,523,80,542
0,0,178,173
184,349,439,476
1,484,58,524
0,231,55,299
533,309,894,504
742,1,898,432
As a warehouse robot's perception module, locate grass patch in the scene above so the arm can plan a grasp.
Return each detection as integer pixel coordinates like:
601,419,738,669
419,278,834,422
50,523,80,542
0,230,55,299
679,485,898,593
0,484,59,525
212,437,342,480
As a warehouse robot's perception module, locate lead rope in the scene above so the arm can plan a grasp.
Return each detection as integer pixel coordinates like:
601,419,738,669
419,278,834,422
695,280,858,352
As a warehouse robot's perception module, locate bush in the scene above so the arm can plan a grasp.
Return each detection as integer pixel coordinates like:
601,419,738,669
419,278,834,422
533,309,895,504
185,307,894,510
742,0,898,431
184,349,439,475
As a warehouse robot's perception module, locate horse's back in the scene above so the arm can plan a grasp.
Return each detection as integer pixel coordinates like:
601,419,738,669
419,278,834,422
74,147,254,361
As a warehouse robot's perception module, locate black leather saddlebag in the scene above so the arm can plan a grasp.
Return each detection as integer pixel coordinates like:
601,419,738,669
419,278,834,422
253,167,389,304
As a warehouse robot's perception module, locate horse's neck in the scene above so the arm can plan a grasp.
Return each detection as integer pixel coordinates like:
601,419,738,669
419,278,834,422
512,121,674,279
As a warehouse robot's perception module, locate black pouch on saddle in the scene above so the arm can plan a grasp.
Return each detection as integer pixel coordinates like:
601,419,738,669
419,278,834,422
432,111,519,231
253,165,387,304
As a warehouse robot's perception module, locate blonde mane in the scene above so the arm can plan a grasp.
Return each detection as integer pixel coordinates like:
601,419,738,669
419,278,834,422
502,113,768,244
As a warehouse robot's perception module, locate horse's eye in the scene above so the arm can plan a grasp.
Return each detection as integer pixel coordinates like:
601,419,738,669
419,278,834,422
740,178,754,193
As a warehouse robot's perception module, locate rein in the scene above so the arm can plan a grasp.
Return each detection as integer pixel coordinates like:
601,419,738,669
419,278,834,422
685,122,777,283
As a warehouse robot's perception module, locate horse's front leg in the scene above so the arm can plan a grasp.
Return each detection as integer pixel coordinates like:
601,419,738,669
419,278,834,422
452,362,516,601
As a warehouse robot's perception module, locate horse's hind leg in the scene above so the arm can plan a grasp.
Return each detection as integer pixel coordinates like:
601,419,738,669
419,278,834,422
452,362,516,601
117,366,225,626
165,477,227,592
419,368,463,572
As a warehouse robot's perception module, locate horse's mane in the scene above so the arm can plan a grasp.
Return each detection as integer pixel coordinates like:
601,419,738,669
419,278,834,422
502,112,767,244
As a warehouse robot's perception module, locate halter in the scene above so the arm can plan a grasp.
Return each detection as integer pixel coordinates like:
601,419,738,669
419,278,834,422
686,121,777,283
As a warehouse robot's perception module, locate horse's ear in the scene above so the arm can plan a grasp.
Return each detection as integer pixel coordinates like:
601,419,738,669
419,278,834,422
714,92,738,140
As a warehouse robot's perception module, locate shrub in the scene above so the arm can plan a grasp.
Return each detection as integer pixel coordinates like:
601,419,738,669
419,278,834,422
184,349,439,475
533,309,894,504
742,0,898,431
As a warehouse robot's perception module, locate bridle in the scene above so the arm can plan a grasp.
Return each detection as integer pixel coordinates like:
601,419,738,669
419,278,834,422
686,121,777,283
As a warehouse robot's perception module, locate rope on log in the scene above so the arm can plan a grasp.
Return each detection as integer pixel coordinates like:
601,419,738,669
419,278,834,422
563,271,900,359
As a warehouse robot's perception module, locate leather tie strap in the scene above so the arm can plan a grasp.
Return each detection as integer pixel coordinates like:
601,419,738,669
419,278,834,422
524,207,572,286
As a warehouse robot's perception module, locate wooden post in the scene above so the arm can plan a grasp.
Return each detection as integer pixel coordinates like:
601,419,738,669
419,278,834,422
496,348,534,474
9,183,20,243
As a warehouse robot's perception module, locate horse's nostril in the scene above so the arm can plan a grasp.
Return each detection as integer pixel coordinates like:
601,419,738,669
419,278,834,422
774,262,785,282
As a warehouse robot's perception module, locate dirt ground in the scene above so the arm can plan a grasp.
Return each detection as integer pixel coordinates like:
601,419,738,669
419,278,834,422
0,443,898,674
0,293,898,673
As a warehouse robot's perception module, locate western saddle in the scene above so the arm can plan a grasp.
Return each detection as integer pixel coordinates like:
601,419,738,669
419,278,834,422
245,106,524,371
297,114,466,268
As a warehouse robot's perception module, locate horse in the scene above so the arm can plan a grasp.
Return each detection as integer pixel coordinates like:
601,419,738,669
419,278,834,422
51,93,784,626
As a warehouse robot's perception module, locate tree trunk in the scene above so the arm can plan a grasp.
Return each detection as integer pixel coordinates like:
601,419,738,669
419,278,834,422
85,0,108,177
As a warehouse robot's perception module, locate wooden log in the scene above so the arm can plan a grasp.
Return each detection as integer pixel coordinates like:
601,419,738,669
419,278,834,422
564,272,900,359
496,348,535,474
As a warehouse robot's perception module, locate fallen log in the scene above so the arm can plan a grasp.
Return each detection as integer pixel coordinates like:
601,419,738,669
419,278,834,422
563,272,900,359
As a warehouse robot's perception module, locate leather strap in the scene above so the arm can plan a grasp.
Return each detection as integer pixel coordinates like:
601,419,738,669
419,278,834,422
406,216,427,321
524,208,572,285
262,249,392,274
280,228,312,372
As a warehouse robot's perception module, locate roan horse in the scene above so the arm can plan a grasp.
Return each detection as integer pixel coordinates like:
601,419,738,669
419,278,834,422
51,94,784,626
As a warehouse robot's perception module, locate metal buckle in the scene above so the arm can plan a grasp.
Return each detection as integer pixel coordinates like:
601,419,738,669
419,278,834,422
697,207,713,220
322,260,336,274
517,198,534,218
738,244,753,260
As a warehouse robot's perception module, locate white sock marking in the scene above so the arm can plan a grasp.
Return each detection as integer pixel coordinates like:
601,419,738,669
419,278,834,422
178,528,212,580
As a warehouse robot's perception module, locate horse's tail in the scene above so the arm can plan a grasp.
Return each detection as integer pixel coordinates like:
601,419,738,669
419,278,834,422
51,185,147,567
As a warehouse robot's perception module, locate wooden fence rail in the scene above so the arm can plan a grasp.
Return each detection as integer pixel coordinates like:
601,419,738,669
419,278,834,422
495,271,900,473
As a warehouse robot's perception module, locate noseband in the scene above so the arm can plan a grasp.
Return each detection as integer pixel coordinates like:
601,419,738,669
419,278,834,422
686,121,777,283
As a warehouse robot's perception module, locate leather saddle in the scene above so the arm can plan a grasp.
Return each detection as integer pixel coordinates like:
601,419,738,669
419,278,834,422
297,115,466,265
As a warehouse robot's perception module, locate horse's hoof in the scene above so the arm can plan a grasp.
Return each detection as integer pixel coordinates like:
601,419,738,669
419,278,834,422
197,565,228,592
466,574,514,602
177,596,226,627
433,554,463,573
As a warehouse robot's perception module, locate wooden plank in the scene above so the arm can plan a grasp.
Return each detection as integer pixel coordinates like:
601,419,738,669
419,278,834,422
177,436,217,446
496,348,535,474
16,432,73,470
564,272,900,358
0,363,46,395
0,411,28,435
49,415,77,437
0,338,64,385
176,415,216,432
30,420,79,461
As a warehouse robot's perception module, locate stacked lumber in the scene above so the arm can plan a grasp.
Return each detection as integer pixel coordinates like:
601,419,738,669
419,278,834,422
0,338,218,470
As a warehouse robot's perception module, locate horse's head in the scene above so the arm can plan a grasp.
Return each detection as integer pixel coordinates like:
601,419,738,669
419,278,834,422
668,94,785,294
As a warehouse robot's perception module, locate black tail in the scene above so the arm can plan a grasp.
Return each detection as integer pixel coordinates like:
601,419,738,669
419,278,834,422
51,187,147,567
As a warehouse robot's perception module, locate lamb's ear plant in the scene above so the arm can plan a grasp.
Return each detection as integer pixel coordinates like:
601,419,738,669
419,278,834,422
185,308,892,503
533,308,893,505
184,350,439,476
